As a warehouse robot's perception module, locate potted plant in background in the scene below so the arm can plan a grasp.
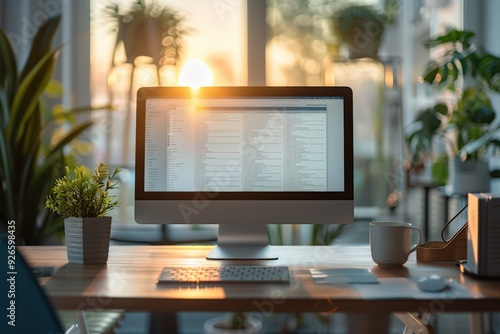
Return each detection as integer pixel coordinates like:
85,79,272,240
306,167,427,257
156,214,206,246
0,15,96,245
204,312,262,334
46,162,121,264
332,4,387,60
99,0,186,169
405,29,500,194
102,0,185,67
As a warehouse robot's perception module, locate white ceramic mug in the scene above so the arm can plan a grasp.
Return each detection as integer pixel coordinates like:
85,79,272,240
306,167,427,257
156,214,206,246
369,221,423,267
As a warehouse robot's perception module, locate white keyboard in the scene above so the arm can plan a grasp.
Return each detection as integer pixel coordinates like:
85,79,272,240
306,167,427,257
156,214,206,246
157,265,290,284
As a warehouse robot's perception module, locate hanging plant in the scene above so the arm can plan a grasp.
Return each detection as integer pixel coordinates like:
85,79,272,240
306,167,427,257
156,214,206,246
102,0,186,66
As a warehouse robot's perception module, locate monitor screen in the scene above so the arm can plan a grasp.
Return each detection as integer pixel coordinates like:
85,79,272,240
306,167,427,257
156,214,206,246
135,86,353,259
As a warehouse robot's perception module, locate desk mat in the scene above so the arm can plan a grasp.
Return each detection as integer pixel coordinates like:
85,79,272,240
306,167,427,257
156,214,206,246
309,268,379,284
354,278,478,299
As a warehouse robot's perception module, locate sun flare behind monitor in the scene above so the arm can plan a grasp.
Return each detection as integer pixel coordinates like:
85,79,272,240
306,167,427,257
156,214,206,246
135,86,353,260
178,59,213,87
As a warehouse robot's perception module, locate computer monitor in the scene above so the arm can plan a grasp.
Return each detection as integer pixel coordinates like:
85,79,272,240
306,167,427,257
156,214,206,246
135,86,353,260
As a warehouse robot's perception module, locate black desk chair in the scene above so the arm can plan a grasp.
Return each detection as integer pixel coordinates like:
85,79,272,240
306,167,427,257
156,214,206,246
0,231,123,334
1,231,67,333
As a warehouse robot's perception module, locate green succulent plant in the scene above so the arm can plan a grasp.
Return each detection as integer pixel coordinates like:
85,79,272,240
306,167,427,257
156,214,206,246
46,163,121,218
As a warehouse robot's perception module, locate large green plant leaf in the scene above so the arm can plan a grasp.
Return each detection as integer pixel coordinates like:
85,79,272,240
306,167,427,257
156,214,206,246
16,117,94,244
421,29,486,92
456,88,495,125
425,29,474,48
0,27,18,222
0,127,14,220
20,15,61,81
431,153,448,186
8,49,59,145
8,51,58,219
0,29,17,125
422,62,439,84
480,54,500,92
460,124,500,158
405,104,445,165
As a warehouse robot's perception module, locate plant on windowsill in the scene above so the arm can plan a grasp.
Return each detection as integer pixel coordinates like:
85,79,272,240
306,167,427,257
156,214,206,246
46,163,121,264
405,29,500,194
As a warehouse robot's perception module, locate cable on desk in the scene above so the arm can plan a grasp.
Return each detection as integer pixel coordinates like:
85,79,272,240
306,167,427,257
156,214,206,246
440,203,468,243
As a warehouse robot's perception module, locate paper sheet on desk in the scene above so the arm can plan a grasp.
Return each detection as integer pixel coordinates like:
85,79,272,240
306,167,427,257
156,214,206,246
310,268,379,284
354,278,478,299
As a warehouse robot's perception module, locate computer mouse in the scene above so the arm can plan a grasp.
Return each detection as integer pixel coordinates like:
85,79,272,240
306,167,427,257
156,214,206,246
417,275,450,292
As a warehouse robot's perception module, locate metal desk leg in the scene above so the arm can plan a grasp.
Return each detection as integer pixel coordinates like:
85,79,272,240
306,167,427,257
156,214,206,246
469,313,486,334
75,310,89,334
394,312,434,334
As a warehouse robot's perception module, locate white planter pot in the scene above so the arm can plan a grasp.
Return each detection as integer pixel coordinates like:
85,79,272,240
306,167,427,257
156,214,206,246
64,217,112,264
204,315,262,334
447,157,490,195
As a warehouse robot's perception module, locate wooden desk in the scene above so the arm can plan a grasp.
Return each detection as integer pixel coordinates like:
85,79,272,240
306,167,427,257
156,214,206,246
20,245,500,314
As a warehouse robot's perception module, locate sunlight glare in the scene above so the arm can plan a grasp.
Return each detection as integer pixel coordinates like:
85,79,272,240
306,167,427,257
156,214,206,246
178,59,213,87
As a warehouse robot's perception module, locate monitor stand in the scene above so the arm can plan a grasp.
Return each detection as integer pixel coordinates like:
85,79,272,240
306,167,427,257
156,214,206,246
206,224,278,260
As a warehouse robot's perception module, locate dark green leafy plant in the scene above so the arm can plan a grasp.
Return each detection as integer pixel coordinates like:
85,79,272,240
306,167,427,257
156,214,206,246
229,312,249,330
102,0,185,66
0,15,94,244
406,29,500,170
333,4,387,60
210,312,261,332
46,163,121,218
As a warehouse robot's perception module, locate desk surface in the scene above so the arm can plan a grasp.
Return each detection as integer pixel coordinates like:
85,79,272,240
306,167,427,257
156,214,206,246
20,245,500,313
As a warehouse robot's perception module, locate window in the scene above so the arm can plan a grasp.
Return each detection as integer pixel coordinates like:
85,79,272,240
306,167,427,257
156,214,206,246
90,0,247,168
89,0,465,211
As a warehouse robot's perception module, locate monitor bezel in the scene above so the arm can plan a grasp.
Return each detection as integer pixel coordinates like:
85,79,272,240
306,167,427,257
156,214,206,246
135,86,353,202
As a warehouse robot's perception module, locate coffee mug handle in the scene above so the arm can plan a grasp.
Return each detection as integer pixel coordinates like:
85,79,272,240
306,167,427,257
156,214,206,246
408,226,423,254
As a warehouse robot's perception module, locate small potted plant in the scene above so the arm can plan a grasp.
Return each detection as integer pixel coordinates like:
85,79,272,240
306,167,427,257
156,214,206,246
102,0,185,66
204,312,262,334
405,29,500,194
46,163,121,264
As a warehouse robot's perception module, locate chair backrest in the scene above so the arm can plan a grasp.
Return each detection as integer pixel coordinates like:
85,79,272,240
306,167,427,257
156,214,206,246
1,230,65,334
